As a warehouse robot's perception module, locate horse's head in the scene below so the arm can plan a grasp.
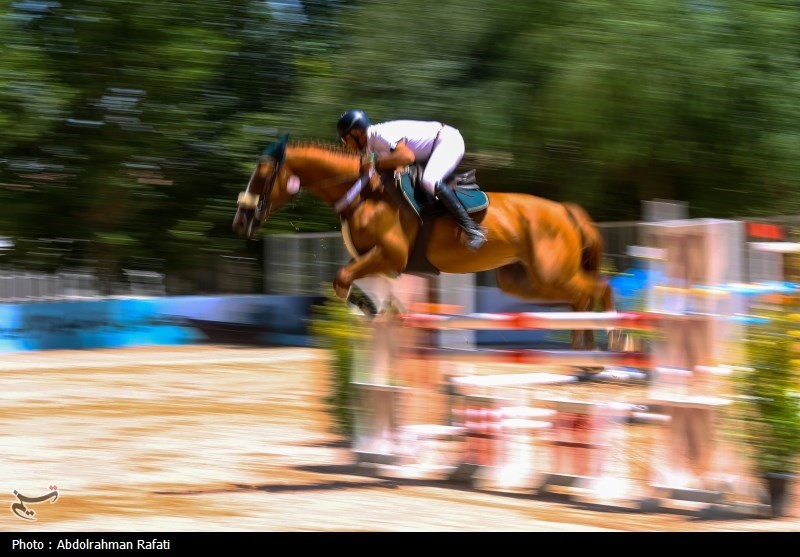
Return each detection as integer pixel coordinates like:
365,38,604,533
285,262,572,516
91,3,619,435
232,133,299,239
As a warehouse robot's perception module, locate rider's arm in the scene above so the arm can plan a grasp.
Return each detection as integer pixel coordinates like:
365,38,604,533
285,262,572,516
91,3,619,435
360,139,415,173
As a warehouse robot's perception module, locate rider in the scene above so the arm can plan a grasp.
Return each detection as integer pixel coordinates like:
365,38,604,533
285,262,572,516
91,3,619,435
336,109,487,251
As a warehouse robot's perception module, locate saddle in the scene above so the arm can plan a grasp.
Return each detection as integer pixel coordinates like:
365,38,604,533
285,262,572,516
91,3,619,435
394,164,489,221
387,164,490,276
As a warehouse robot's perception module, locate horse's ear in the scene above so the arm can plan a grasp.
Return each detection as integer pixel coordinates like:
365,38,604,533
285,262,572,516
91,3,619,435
262,133,290,163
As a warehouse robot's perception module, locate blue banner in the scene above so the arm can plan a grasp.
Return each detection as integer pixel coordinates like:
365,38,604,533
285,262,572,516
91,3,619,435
0,295,324,352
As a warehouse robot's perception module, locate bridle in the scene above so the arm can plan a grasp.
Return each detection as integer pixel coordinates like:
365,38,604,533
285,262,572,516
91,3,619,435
237,152,283,222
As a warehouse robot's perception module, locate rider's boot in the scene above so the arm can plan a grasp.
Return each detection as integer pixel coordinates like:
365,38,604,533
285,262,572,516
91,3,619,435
434,181,487,251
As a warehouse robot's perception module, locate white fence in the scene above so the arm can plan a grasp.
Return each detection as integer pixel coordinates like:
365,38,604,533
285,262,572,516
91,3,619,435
0,267,166,302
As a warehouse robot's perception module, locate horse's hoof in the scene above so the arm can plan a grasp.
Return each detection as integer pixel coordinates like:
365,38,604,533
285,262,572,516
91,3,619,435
346,292,378,318
334,284,349,300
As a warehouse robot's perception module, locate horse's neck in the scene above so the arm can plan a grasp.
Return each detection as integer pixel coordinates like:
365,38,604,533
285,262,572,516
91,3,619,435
287,146,359,206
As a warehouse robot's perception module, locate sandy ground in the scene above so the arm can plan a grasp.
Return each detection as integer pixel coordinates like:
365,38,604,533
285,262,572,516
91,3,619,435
1,345,798,532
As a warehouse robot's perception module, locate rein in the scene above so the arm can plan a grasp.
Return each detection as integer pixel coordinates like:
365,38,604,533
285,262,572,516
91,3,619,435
258,153,281,217
289,147,365,207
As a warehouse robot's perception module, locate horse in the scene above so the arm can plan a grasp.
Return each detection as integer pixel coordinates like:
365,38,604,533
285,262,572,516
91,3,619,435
232,133,617,354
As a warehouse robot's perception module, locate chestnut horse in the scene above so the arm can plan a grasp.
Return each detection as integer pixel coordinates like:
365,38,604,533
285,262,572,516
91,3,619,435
232,134,616,352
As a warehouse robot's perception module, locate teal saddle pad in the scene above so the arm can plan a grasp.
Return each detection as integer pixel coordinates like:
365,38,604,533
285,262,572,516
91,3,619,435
398,169,489,220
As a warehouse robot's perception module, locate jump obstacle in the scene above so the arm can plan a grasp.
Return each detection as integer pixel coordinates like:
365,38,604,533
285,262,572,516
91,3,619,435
351,218,793,516
352,277,660,497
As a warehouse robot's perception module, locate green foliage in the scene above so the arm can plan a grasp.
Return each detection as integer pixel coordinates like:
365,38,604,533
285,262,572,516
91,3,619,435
309,289,370,439
739,305,800,475
291,0,800,219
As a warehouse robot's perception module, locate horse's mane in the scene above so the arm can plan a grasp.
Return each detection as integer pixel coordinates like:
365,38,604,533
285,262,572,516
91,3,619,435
287,139,359,160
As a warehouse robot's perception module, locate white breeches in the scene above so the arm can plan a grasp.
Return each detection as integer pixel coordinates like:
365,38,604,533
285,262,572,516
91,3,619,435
421,125,465,195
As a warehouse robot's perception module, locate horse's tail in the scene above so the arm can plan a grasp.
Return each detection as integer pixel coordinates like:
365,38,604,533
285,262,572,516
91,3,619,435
562,202,602,275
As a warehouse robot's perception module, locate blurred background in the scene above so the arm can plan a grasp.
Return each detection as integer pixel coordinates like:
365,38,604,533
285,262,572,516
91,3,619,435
3,0,800,298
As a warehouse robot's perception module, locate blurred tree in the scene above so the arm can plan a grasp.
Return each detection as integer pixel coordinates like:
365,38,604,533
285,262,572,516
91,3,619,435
0,1,77,250
0,0,346,287
288,0,800,220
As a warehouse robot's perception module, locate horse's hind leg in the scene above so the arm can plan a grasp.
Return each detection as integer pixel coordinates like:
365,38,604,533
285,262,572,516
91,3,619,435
596,278,628,351
565,271,619,350
563,284,598,352
495,263,610,351
497,263,590,349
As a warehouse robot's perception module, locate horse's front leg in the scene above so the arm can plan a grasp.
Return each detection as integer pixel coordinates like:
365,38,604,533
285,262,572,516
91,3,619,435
333,245,396,301
333,259,357,300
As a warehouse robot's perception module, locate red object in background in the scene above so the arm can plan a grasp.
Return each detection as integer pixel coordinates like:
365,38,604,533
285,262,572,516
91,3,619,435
747,222,785,240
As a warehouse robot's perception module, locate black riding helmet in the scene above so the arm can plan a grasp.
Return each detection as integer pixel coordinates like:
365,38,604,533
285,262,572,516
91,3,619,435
337,109,371,138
